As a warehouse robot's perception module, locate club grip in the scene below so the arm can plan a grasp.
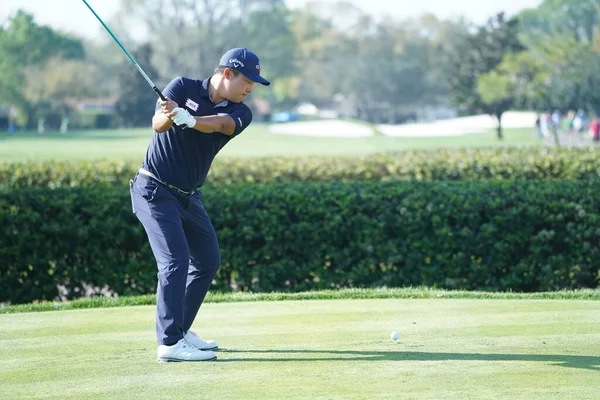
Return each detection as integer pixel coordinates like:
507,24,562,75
153,86,166,101
153,85,184,128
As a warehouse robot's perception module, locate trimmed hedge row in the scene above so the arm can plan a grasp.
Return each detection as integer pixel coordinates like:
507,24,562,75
1,180,599,304
3,147,600,189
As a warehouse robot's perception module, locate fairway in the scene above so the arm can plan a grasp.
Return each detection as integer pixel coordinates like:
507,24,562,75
1,298,598,399
0,124,541,161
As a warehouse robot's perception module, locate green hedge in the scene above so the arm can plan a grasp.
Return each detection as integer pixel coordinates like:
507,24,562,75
3,147,600,189
1,180,599,304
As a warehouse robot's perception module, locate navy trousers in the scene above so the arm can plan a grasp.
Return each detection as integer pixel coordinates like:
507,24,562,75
130,174,221,346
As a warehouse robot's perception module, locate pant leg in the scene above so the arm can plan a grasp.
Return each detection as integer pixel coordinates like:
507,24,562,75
131,175,190,346
181,197,221,333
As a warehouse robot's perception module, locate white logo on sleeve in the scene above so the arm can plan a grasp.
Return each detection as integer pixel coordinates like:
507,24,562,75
185,98,199,112
216,113,242,128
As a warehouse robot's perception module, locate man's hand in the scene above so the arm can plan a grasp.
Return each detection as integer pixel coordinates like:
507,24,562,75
170,107,197,129
153,97,178,133
159,98,178,115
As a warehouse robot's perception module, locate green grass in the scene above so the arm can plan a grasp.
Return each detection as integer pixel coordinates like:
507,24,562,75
0,124,542,161
2,288,599,314
0,296,598,399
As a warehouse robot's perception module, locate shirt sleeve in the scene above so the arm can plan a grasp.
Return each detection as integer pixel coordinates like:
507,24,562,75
155,77,186,111
228,105,253,136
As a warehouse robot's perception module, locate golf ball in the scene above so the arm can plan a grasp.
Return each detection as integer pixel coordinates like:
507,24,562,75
390,331,399,341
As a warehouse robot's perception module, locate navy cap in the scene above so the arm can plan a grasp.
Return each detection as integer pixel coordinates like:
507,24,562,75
219,48,270,86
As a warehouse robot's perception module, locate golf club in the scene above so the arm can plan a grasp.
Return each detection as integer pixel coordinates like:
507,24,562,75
81,0,166,102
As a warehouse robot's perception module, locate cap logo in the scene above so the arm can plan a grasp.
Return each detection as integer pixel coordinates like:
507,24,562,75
229,58,245,68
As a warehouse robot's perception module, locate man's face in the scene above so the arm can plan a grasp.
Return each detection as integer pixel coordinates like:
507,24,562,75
224,69,255,103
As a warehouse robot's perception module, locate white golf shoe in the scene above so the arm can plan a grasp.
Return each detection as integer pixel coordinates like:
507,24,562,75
184,330,218,351
157,338,217,362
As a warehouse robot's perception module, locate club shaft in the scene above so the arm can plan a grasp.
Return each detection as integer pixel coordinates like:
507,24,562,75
82,0,165,100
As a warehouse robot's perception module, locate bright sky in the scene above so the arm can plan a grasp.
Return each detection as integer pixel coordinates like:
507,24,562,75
1,0,544,39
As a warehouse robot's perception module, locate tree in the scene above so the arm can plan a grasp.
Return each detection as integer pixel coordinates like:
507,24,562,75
287,6,467,122
446,13,525,139
518,0,600,45
114,43,160,127
536,39,600,113
476,71,517,139
515,1,600,116
288,5,353,105
121,0,296,83
24,58,97,128
243,2,297,81
0,10,84,126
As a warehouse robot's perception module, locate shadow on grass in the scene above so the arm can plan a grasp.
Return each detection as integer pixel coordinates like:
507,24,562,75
219,349,600,370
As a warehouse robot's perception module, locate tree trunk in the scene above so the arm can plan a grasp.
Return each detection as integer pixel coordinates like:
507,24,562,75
551,124,561,147
495,112,503,140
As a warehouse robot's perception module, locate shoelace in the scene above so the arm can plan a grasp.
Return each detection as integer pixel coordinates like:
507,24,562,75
187,331,206,344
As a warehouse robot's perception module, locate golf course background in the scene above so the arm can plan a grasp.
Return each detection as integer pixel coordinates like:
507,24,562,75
1,1,599,397
2,121,599,400
0,124,541,162
1,123,599,304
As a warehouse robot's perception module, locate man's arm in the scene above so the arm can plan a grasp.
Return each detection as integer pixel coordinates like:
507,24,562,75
153,109,174,133
189,115,237,135
152,77,186,132
170,106,252,136
169,108,237,135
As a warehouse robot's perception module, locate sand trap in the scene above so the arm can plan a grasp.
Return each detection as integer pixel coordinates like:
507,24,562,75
269,120,373,138
268,112,538,138
377,111,537,137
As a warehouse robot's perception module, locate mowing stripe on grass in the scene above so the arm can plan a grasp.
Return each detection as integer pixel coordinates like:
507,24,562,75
2,287,598,314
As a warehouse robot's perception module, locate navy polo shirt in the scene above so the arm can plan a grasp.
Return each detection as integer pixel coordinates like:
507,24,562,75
142,77,252,191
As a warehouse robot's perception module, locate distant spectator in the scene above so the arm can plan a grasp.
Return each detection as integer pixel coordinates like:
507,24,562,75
535,114,543,137
540,112,551,137
567,110,576,134
590,116,600,142
37,117,45,134
60,117,70,134
552,109,562,132
575,109,587,134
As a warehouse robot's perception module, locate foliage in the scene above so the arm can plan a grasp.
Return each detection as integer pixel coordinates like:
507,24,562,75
3,0,600,130
3,288,599,314
517,0,600,45
446,13,525,138
114,43,160,127
0,11,84,126
4,147,600,190
513,1,600,115
1,180,599,304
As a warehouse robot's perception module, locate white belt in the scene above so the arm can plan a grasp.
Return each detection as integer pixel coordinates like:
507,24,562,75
138,168,161,182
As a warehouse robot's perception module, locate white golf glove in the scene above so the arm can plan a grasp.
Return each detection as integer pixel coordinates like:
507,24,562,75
171,107,196,129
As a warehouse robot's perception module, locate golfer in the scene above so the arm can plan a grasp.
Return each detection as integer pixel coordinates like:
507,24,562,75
130,48,270,362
